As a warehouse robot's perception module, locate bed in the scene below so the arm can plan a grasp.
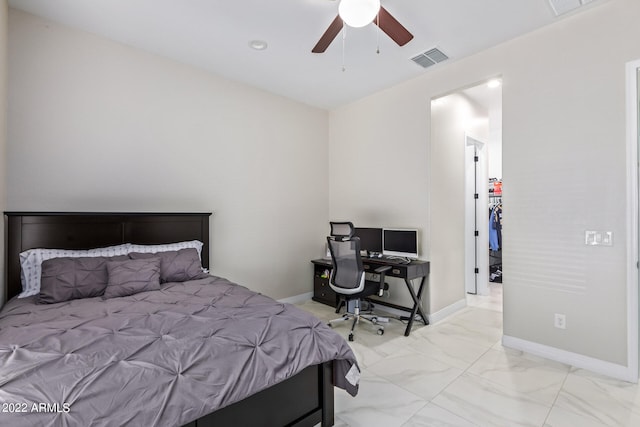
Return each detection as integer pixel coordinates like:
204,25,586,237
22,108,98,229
1,212,358,426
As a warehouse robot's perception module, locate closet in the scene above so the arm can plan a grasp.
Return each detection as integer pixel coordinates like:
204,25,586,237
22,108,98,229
489,179,502,283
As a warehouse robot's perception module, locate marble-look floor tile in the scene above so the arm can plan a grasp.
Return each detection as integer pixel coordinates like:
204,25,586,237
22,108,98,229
544,405,622,427
467,299,503,313
335,371,427,427
467,283,503,313
332,416,351,427
367,348,463,401
347,341,385,369
420,320,501,349
296,300,336,322
467,348,570,405
365,328,426,356
552,368,640,426
297,300,424,348
300,297,640,427
407,329,491,370
401,402,477,427
432,373,552,427
449,306,503,329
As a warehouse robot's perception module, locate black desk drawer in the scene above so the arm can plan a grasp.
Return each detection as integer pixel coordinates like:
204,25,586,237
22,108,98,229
362,261,429,280
363,262,407,279
313,277,337,307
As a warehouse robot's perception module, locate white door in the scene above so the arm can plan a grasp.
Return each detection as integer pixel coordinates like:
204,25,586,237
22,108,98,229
465,135,489,295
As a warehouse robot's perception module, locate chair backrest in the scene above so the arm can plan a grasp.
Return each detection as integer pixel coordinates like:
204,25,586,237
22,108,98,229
327,222,365,295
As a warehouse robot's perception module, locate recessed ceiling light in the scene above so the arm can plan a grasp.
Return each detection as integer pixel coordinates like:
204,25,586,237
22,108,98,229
487,79,501,88
249,40,268,51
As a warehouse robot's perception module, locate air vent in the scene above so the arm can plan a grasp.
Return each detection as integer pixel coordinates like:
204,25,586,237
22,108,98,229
411,48,449,69
548,0,593,16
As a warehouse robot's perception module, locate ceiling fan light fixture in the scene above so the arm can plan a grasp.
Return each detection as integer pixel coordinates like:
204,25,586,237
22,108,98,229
249,40,268,50
338,0,381,28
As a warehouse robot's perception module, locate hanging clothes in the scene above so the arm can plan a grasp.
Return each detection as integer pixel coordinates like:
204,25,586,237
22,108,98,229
489,206,500,251
494,204,502,249
489,203,503,283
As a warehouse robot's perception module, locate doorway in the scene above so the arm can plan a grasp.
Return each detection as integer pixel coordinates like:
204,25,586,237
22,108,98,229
463,80,502,311
429,78,503,315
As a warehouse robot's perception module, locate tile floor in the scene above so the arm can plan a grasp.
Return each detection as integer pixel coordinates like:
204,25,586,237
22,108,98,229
299,283,640,427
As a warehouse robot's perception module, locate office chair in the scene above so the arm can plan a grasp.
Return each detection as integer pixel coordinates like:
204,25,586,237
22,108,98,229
326,222,391,342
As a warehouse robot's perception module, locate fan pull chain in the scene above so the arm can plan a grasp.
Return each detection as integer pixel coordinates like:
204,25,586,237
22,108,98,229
376,11,380,54
342,22,347,72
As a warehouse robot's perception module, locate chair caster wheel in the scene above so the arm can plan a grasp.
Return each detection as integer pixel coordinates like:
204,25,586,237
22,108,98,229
371,317,378,325
348,333,354,342
327,322,333,328
377,329,384,336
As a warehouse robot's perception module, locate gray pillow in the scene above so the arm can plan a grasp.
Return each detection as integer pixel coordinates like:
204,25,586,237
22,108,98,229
129,248,207,283
103,257,161,299
39,255,128,304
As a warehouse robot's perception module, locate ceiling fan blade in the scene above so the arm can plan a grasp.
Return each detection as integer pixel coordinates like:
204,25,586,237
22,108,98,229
374,6,413,46
312,15,343,53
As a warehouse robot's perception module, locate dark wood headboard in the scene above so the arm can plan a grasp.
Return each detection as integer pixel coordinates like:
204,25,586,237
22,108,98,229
4,212,212,301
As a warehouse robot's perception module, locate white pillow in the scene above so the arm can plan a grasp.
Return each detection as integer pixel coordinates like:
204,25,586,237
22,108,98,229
127,240,203,259
18,244,132,298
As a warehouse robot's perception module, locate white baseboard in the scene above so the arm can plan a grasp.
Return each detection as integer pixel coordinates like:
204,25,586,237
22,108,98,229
428,298,467,324
278,292,313,305
502,335,638,383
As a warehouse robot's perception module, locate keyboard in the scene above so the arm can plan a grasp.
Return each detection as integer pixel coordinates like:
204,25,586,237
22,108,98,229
373,256,411,265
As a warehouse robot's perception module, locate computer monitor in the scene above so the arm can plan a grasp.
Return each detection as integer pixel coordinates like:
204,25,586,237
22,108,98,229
383,228,419,259
353,227,383,254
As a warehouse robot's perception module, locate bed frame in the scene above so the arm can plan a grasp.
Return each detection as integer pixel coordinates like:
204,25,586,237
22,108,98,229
4,212,335,427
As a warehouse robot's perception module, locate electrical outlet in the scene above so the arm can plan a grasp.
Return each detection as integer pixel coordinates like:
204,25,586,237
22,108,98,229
554,313,566,329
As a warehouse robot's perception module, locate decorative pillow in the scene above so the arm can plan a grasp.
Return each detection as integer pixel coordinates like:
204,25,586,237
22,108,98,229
127,240,203,259
38,255,128,304
20,244,132,298
103,257,161,299
129,248,208,283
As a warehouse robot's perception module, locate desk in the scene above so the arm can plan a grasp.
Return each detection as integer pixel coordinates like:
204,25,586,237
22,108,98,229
311,258,430,336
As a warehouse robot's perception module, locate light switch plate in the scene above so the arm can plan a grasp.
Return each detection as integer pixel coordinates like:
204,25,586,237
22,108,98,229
585,230,613,246
585,230,599,245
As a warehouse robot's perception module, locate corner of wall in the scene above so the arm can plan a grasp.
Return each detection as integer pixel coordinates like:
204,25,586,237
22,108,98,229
0,0,9,307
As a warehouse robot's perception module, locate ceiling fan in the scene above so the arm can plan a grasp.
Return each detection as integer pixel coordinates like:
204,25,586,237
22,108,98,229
312,0,413,53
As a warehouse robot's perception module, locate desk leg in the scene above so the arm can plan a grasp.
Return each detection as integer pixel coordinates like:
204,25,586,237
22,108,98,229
403,277,428,336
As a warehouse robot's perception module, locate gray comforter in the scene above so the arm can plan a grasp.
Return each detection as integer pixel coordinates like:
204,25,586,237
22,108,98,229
0,276,359,426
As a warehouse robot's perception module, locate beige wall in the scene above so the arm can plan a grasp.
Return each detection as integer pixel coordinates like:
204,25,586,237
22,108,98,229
329,0,639,367
6,9,329,301
329,83,430,309
0,0,6,307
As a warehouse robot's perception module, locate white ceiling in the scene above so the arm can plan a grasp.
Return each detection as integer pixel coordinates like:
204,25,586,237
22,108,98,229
8,0,606,110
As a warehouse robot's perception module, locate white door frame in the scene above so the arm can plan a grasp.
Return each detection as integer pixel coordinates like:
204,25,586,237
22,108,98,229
465,134,489,296
625,59,639,382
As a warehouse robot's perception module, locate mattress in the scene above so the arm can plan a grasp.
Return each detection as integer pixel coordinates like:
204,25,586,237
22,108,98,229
0,275,358,426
